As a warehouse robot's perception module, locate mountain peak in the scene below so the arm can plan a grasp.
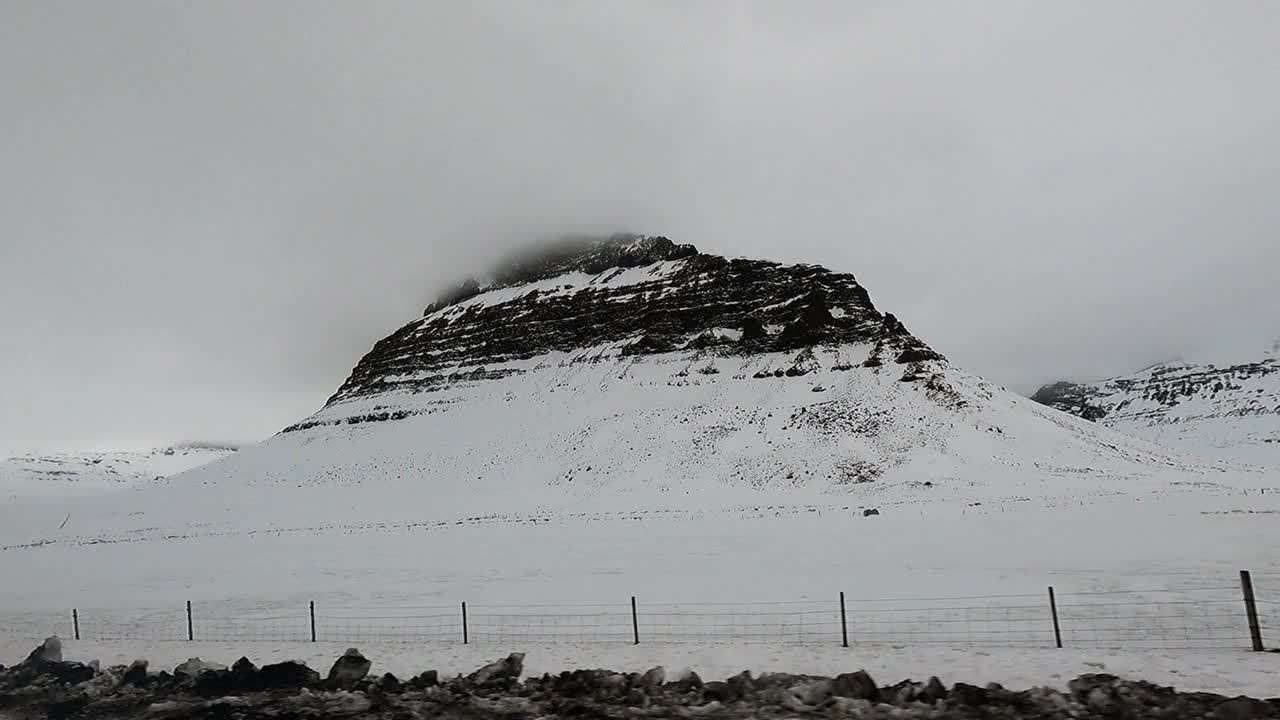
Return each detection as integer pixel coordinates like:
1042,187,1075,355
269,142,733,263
425,234,698,316
320,237,943,413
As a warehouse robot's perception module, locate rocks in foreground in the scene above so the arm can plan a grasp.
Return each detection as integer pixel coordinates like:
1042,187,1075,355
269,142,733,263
1,637,1278,719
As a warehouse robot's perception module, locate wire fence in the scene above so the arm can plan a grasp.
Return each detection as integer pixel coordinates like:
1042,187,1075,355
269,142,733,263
1,572,1270,652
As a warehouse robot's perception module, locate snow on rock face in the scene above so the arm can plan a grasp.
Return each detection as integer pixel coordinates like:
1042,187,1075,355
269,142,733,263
1032,354,1280,466
314,234,940,413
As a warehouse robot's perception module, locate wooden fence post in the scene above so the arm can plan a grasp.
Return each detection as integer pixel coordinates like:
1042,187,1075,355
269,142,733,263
186,601,194,642
461,602,469,645
72,609,80,641
309,601,316,643
1240,570,1264,651
1048,587,1063,649
839,592,849,648
631,596,639,645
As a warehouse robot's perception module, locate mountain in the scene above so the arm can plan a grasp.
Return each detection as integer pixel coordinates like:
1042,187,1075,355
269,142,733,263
0,234,1250,548
1031,347,1280,466
0,445,237,501
2,234,1275,644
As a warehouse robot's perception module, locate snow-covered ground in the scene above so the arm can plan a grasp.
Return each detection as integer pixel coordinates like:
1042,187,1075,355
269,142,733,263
1,492,1277,695
2,341,1277,695
0,445,236,501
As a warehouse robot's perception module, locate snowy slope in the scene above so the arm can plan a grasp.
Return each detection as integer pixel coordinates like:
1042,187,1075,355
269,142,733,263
1032,345,1280,466
0,445,237,501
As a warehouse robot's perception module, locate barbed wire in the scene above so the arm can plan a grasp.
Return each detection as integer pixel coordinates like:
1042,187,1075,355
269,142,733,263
0,581,1269,651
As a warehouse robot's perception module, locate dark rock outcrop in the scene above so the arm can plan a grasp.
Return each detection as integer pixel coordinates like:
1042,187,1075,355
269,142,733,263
310,234,945,415
1031,380,1110,421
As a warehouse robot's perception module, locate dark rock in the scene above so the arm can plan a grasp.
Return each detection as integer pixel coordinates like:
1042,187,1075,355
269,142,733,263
921,675,948,703
702,680,738,704
1216,696,1276,720
1032,380,1110,421
1068,673,1121,702
950,682,990,706
832,670,878,701
25,637,62,665
375,672,401,693
121,659,148,687
670,669,702,692
173,657,226,677
409,669,439,689
257,660,320,689
863,508,880,517
42,661,96,685
41,696,90,719
468,652,525,685
727,670,754,698
327,647,372,688
792,679,834,706
7,653,1275,720
881,680,919,705
548,669,621,698
640,666,665,689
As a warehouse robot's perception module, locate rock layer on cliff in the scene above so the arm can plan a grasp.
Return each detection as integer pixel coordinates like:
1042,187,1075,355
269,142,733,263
321,235,940,411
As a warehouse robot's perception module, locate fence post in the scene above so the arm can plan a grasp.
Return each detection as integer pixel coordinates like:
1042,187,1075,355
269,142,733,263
1048,587,1063,649
309,601,316,643
461,602,469,645
186,600,193,642
839,592,849,648
72,609,80,641
1240,570,1264,651
631,596,640,645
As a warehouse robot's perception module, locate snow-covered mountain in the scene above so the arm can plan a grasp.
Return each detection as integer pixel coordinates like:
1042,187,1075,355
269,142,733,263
0,445,237,501
1031,347,1280,466
2,234,1252,545
2,234,1276,648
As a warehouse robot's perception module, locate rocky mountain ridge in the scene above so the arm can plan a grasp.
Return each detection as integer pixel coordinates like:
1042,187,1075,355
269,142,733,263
1031,350,1280,465
319,234,941,413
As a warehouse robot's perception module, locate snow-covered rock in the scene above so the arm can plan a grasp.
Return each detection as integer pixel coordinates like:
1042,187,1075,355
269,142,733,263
0,445,237,501
1032,350,1280,466
173,657,227,677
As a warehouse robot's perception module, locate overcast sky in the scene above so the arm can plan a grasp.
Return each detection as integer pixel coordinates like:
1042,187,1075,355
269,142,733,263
2,2,1278,453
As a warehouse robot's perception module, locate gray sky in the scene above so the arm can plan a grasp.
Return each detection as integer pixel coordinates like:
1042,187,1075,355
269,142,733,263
2,1,1278,453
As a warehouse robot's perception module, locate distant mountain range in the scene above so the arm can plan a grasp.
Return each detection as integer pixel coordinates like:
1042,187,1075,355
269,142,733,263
1032,343,1280,466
